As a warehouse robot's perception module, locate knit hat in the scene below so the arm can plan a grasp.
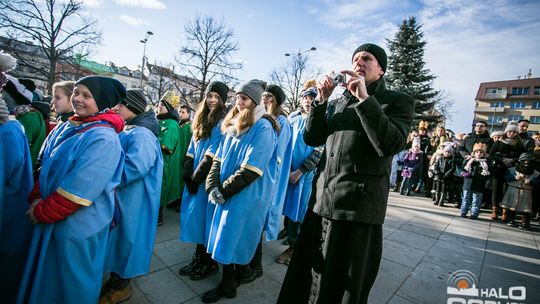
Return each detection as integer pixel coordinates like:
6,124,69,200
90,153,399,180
265,84,286,105
205,81,229,103
352,43,387,72
237,79,267,105
302,87,318,98
491,130,504,137
123,89,147,115
76,76,126,111
518,152,534,162
443,145,454,154
504,123,519,133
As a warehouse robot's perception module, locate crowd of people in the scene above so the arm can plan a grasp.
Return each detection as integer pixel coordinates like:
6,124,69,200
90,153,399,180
391,120,540,227
1,40,538,304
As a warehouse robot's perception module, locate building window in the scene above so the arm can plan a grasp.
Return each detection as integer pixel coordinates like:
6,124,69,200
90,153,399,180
507,115,524,122
510,101,526,109
490,101,504,107
511,87,529,95
486,87,504,94
534,87,540,95
530,116,540,124
532,101,540,109
488,115,503,124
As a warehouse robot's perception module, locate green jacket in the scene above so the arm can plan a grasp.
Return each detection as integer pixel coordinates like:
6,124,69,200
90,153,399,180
17,111,45,166
158,119,183,206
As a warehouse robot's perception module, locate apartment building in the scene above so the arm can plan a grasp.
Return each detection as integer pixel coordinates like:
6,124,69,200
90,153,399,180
474,73,540,134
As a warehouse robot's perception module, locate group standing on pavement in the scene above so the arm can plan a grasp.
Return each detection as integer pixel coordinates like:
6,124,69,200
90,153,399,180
1,39,539,304
393,119,540,230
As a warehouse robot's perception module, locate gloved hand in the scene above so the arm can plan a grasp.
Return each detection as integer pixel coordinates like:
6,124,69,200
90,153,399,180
184,178,199,195
209,187,225,205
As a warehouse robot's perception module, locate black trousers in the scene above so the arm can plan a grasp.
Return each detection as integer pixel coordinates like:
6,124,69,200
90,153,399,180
277,210,383,304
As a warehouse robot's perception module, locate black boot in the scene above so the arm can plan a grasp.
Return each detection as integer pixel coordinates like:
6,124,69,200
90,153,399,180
201,264,237,303
157,206,164,226
189,251,218,280
236,241,263,284
433,192,439,205
178,245,203,276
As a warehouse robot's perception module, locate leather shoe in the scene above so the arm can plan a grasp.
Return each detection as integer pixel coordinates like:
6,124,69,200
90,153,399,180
235,265,262,285
201,283,237,303
189,262,218,280
178,257,201,276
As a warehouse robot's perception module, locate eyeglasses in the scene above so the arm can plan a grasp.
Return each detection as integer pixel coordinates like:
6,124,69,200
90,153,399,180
262,93,274,99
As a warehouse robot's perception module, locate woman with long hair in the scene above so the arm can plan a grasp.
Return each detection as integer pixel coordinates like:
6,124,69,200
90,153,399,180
201,80,279,303
248,84,293,273
178,81,229,281
489,123,525,221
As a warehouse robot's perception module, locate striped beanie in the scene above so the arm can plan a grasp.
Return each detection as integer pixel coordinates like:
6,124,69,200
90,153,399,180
123,89,147,114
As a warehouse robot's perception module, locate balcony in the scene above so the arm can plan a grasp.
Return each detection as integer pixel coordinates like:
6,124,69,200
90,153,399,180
485,92,507,99
474,107,505,113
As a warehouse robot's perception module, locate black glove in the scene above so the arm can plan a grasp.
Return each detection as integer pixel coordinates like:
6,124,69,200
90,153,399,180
184,177,199,195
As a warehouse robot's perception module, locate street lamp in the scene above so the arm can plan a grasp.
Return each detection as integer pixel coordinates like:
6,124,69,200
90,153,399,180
285,46,316,57
139,30,153,88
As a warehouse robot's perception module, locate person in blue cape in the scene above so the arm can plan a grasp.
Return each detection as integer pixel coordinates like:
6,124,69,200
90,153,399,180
201,80,279,303
277,84,324,266
178,81,229,281
261,84,292,242
17,76,126,304
239,83,293,282
99,89,163,304
0,97,34,303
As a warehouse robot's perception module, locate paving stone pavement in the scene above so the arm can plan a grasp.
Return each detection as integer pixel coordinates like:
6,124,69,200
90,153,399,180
122,192,540,303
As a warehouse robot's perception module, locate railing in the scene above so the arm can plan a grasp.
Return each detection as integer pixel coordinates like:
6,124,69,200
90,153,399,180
474,107,505,113
484,92,507,99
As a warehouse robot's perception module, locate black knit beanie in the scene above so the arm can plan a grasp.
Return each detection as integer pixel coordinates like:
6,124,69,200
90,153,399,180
76,76,127,111
265,84,286,105
237,79,267,105
205,81,229,103
123,89,148,115
352,43,387,72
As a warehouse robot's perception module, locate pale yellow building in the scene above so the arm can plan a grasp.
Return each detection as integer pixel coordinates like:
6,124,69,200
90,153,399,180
473,74,540,134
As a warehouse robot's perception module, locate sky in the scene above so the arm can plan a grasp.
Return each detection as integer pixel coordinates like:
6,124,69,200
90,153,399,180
80,0,540,133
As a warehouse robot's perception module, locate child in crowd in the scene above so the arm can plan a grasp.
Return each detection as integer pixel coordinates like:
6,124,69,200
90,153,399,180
400,139,424,196
460,143,490,219
432,144,456,206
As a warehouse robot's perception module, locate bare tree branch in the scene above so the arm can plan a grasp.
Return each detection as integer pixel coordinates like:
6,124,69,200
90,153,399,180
0,0,101,93
270,53,320,111
175,15,242,103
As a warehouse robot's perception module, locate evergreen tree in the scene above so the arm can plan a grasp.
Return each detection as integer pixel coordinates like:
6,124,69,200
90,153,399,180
386,16,444,126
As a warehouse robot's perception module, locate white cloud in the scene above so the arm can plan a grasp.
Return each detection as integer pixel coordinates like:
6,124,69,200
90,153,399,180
307,0,540,132
119,15,149,27
82,0,104,8
114,0,166,10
